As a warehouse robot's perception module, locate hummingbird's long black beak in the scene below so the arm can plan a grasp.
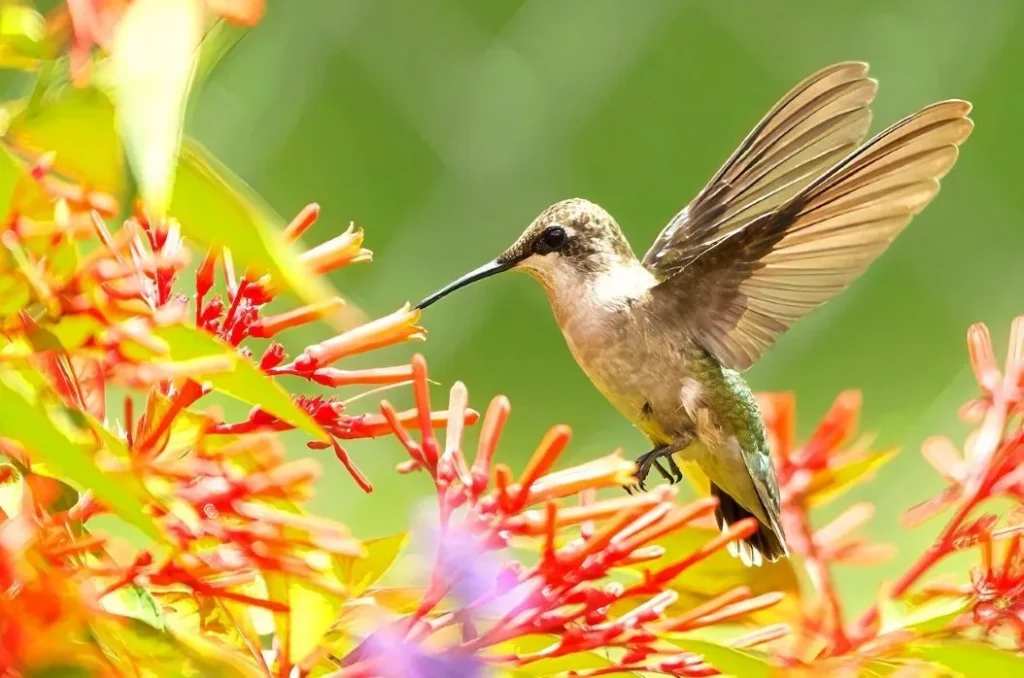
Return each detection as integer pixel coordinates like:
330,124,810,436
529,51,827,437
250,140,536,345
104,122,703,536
415,259,516,310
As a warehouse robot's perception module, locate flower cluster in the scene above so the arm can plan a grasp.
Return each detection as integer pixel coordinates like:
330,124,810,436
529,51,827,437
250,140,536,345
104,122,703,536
2,2,1024,676
745,318,1024,674
333,356,784,677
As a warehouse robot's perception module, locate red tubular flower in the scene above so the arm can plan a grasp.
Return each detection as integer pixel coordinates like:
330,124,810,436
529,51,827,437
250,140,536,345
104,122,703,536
248,297,347,338
282,202,320,242
848,319,1024,648
294,306,425,371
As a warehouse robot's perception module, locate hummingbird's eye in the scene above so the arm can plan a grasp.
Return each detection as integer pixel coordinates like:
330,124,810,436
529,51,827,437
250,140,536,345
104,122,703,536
536,225,567,253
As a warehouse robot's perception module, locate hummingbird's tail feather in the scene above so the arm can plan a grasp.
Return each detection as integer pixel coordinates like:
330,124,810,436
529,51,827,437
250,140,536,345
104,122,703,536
711,483,788,567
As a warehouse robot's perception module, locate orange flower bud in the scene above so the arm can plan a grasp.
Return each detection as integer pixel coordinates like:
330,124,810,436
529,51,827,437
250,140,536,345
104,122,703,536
283,202,320,242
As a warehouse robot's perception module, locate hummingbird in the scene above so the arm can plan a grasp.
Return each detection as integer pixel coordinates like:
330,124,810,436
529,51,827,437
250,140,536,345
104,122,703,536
414,62,973,566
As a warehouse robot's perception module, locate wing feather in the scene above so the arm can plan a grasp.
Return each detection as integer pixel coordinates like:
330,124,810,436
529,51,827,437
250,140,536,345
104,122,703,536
643,61,878,274
655,100,973,371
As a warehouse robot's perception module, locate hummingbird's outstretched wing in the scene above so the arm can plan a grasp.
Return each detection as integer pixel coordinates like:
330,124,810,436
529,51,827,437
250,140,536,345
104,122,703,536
652,100,973,371
642,61,877,275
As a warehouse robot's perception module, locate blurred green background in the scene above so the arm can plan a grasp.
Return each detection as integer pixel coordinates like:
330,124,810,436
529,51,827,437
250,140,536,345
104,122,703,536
187,0,1022,608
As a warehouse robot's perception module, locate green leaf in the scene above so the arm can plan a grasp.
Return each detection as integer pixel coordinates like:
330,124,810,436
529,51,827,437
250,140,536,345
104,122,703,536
0,274,30,318
171,141,338,309
807,446,900,508
44,235,80,287
0,371,161,540
0,143,23,212
290,578,346,665
101,584,166,630
111,0,203,216
910,639,1024,676
266,572,346,667
0,1,48,68
28,666,95,678
191,19,250,99
84,411,131,460
146,323,328,441
880,594,970,635
664,637,774,678
4,87,124,195
340,532,409,595
26,314,104,352
92,617,264,678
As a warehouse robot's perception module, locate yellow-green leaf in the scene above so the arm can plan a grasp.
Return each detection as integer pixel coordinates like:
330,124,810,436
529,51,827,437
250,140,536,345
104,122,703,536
111,0,203,216
0,143,23,212
92,617,264,678
909,639,1024,676
83,410,132,460
880,595,970,635
172,141,338,310
267,566,349,666
290,579,345,664
26,314,104,352
0,372,161,540
44,235,80,287
4,87,124,195
0,1,48,68
28,666,94,678
340,532,409,595
146,323,327,441
0,274,30,317
664,637,774,678
807,446,900,507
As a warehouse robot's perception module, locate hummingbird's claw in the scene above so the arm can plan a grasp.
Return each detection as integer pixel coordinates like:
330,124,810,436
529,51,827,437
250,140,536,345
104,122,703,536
652,458,674,483
666,456,683,485
631,445,672,494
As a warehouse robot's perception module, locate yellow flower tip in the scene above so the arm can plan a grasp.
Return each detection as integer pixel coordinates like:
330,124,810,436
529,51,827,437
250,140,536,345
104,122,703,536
300,228,372,275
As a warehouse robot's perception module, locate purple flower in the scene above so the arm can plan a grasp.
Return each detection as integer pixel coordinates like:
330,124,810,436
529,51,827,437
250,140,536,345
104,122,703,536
411,503,529,620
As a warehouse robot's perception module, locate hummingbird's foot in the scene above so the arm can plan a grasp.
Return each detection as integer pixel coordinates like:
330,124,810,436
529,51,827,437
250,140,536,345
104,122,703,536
628,445,672,493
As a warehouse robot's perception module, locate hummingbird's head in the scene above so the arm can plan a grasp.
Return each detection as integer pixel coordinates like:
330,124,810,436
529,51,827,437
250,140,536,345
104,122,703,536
415,198,635,310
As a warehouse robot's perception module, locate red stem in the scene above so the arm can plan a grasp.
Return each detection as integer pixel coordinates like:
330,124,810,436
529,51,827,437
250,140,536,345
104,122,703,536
791,501,849,653
221,278,249,344
852,484,984,640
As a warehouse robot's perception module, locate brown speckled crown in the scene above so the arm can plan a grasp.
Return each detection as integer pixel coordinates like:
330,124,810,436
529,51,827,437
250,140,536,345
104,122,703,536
498,198,636,274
